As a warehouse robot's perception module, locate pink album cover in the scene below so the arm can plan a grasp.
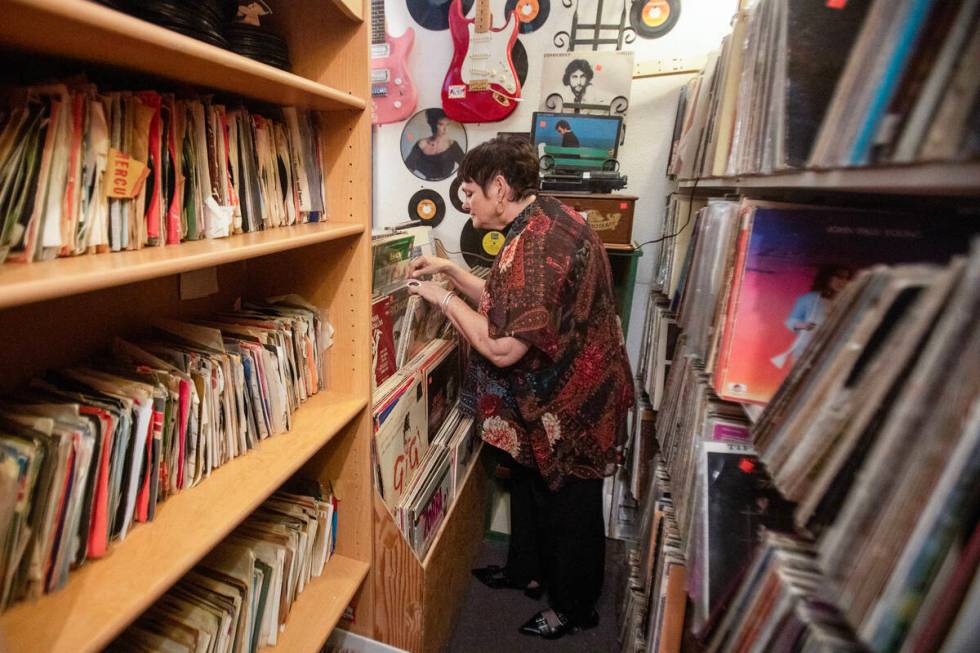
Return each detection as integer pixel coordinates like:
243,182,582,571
713,201,975,404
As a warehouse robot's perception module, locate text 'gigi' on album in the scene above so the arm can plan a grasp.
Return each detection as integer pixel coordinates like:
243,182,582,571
0,80,326,263
0,294,331,612
668,0,980,178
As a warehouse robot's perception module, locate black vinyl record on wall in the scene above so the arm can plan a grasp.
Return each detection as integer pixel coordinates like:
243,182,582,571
460,220,505,268
630,0,681,40
407,0,475,31
449,177,466,214
511,38,529,87
408,188,447,227
503,0,551,34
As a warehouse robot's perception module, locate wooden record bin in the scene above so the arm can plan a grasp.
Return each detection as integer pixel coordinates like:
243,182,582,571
372,445,488,653
0,1,374,651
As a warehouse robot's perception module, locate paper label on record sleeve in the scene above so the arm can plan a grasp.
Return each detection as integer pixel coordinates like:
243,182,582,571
104,148,149,199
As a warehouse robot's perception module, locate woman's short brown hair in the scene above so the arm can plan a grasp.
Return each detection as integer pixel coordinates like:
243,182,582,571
457,136,539,200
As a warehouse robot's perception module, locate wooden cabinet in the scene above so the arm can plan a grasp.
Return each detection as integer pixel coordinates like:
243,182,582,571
544,192,638,245
0,1,373,651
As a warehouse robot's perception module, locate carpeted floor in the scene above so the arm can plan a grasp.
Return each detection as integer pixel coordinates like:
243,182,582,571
445,538,625,652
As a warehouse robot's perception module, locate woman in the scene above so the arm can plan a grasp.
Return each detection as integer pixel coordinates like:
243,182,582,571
403,108,465,181
408,136,634,639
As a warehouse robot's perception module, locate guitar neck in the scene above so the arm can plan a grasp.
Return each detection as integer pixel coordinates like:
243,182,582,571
474,0,491,33
371,0,386,44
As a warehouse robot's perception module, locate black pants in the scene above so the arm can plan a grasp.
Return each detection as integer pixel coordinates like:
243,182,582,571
496,450,605,622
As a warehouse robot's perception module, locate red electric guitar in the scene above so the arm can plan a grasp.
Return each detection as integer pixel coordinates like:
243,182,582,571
371,0,417,125
441,0,522,123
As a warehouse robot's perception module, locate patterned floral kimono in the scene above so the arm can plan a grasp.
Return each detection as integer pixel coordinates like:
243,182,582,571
461,195,635,491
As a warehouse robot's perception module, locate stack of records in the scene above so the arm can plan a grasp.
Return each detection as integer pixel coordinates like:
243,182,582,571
127,0,233,49
226,22,292,71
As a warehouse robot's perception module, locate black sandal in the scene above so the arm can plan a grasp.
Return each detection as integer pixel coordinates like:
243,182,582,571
518,608,599,639
471,565,544,599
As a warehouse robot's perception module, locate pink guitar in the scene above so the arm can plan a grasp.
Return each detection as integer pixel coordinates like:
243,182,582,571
442,0,521,123
371,0,417,125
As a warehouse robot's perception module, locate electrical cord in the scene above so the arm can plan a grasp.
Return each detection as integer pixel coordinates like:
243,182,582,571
634,177,700,249
407,178,701,263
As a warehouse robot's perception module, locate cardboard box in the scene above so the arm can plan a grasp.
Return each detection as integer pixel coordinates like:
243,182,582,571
545,193,637,245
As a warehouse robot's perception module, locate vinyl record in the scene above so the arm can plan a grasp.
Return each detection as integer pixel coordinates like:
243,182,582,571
408,0,475,31
630,0,681,40
408,189,446,227
504,0,550,34
449,177,466,214
511,38,528,88
460,220,505,268
401,108,468,181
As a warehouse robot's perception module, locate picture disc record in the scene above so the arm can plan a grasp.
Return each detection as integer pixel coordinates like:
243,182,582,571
504,0,550,34
449,177,466,214
408,189,446,227
460,220,505,268
408,0,475,31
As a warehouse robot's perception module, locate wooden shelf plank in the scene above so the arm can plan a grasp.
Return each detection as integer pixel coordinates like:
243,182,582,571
677,161,980,195
0,222,364,310
0,390,368,653
258,555,369,653
0,0,366,112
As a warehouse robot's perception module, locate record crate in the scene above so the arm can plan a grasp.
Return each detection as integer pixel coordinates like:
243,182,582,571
370,445,488,653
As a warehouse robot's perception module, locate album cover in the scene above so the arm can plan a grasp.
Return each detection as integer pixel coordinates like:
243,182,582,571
422,343,460,445
713,201,975,405
699,442,794,623
538,50,634,116
372,295,398,390
373,372,429,511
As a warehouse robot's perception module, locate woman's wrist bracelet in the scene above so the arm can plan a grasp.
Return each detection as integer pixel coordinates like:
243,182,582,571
440,290,456,314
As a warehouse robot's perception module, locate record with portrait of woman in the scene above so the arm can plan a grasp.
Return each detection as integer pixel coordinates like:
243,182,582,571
401,108,468,181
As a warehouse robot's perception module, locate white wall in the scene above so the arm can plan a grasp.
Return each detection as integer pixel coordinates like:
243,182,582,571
371,0,737,365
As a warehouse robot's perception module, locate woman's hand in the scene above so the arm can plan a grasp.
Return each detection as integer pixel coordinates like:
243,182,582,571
407,280,451,306
409,255,455,279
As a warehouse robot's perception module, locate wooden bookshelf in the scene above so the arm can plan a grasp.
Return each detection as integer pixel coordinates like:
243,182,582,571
0,0,374,650
0,222,364,310
678,161,980,195
0,391,366,653
258,554,370,653
0,0,365,112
